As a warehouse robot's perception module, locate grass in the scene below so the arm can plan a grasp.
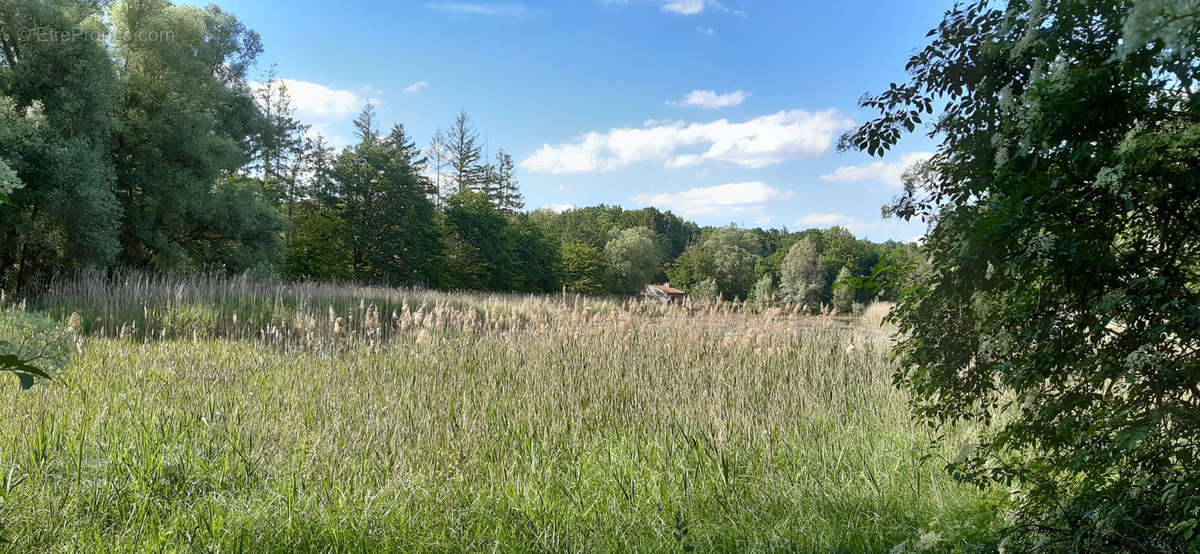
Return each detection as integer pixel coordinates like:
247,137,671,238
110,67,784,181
0,273,999,552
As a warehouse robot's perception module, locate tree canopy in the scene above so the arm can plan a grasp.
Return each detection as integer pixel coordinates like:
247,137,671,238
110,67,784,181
845,0,1200,548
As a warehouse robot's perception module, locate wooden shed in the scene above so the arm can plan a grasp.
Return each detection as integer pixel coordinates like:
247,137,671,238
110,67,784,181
643,283,687,305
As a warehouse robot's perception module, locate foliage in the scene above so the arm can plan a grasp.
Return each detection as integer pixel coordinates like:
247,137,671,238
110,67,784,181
441,191,512,290
0,0,121,288
750,273,775,309
832,266,854,315
603,227,665,295
846,0,1200,549
560,241,607,295
0,309,72,389
697,226,761,300
332,111,441,286
778,239,825,309
689,277,719,303
111,0,280,270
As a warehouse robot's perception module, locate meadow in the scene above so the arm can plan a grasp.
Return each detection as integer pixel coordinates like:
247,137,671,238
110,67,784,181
0,274,999,552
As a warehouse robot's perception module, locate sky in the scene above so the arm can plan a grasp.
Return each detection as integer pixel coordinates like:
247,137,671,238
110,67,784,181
186,0,957,242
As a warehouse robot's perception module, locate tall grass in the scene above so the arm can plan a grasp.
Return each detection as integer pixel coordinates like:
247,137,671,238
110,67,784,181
0,273,997,552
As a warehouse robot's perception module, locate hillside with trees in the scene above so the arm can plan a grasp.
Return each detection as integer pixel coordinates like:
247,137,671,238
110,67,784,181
0,0,914,309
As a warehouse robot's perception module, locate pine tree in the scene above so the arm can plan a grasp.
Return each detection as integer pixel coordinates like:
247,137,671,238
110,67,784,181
447,111,485,194
252,66,309,208
353,103,378,144
332,108,440,285
492,149,524,213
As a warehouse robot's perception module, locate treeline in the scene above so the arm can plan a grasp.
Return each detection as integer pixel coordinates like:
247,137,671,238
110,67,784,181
0,0,916,307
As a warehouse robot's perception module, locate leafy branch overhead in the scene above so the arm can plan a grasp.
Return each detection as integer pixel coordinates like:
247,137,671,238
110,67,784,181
0,309,73,390
844,0,1200,549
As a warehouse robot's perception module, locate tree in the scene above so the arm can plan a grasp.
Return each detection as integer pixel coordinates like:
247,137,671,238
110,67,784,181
333,109,441,285
831,266,854,315
111,0,282,271
603,227,664,295
0,0,122,288
425,129,451,206
251,66,309,208
702,225,761,300
446,111,485,194
285,135,349,279
845,0,1200,548
440,190,511,290
778,239,825,309
489,149,523,213
750,274,776,310
561,242,606,295
666,245,715,295
503,216,560,292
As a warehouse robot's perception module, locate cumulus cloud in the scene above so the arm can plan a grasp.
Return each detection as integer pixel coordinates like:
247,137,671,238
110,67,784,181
632,182,792,217
250,78,372,121
425,2,530,16
668,89,749,109
521,109,853,174
404,81,429,93
697,26,715,35
820,151,934,188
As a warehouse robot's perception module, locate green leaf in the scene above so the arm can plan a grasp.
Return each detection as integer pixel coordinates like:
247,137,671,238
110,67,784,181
1115,425,1149,452
0,354,52,381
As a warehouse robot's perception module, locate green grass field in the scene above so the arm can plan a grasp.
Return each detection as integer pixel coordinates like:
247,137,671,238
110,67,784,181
0,275,999,552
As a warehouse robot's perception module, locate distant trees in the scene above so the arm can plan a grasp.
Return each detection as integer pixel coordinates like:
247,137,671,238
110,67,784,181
831,266,854,314
750,274,775,308
0,0,918,309
666,226,758,300
488,149,523,213
561,242,606,295
779,239,825,309
603,227,664,295
446,111,486,195
332,108,440,285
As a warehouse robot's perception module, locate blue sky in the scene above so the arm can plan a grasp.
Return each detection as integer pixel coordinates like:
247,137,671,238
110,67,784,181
192,0,956,242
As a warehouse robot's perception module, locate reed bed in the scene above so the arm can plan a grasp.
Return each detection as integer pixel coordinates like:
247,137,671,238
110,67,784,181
0,274,997,552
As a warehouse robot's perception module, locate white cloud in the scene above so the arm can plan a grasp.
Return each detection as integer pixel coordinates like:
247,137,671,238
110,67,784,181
820,151,934,189
538,203,578,213
661,0,744,16
404,81,429,93
632,182,793,217
754,216,772,225
668,89,749,109
662,0,708,14
697,26,715,35
426,2,529,15
521,109,853,174
251,78,372,121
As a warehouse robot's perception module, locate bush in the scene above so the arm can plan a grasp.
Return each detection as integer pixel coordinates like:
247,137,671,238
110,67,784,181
0,308,74,389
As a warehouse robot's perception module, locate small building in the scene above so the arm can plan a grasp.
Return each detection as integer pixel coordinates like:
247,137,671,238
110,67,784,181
643,282,687,305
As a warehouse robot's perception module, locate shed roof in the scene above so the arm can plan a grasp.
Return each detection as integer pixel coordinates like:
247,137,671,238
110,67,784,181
647,284,686,295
